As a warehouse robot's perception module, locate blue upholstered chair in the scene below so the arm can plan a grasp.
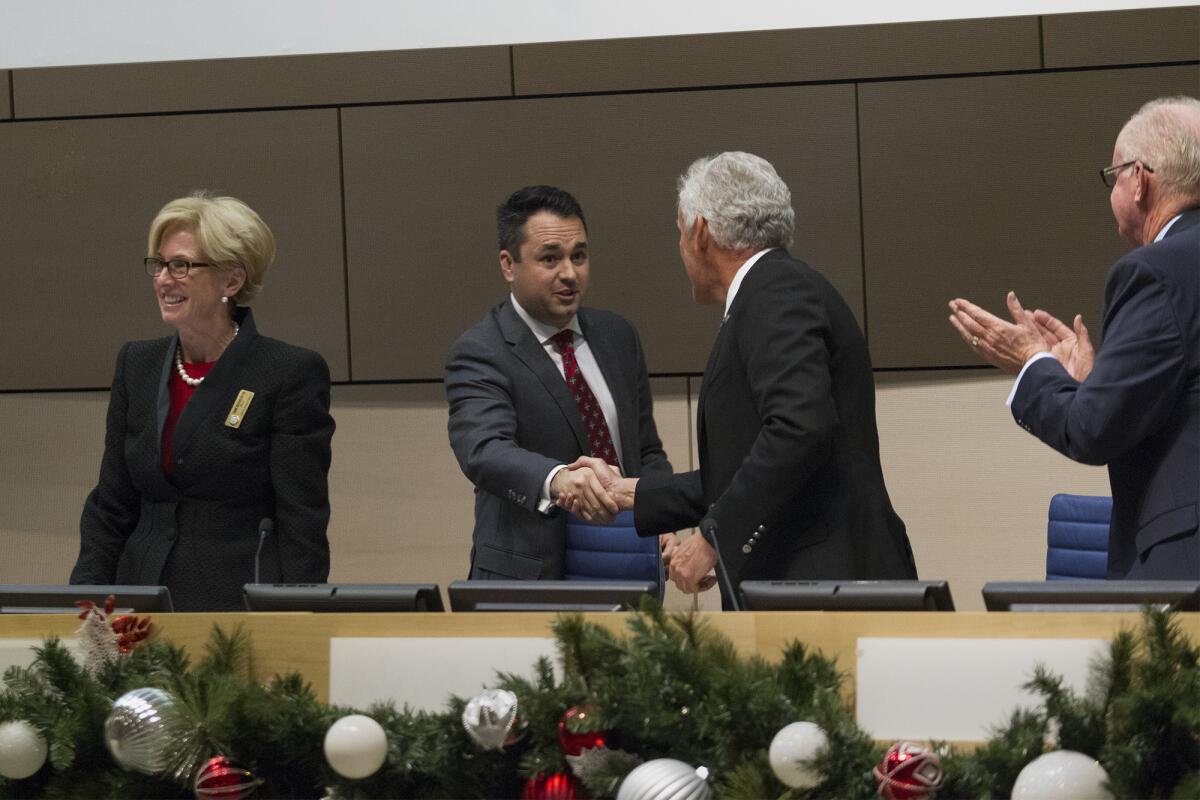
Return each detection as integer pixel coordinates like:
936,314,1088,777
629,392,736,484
564,510,664,598
1046,493,1112,581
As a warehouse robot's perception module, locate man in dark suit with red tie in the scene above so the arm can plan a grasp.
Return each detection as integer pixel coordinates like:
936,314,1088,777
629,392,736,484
565,153,917,606
950,95,1200,579
445,186,672,580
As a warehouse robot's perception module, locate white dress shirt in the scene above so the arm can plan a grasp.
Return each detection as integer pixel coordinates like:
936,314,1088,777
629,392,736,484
509,295,623,511
724,248,777,318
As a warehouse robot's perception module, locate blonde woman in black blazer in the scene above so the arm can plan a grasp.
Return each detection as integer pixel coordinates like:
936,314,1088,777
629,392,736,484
70,193,334,611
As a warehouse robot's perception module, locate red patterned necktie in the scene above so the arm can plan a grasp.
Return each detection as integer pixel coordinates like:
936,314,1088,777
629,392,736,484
550,330,619,467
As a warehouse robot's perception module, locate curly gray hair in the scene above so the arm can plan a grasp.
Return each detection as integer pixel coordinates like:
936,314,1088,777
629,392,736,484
677,152,794,251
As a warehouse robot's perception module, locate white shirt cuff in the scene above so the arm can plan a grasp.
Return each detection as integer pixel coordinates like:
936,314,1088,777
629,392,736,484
1006,351,1057,407
538,464,568,515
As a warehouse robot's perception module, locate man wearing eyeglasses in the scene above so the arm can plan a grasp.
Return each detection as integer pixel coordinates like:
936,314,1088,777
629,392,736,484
948,95,1200,579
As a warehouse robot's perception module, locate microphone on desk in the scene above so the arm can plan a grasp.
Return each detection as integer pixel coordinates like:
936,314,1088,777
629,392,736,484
699,513,741,611
254,518,274,585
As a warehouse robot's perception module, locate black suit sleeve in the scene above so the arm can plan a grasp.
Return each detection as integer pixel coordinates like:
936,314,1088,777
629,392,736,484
1011,257,1187,465
269,350,334,582
72,344,140,584
712,266,839,569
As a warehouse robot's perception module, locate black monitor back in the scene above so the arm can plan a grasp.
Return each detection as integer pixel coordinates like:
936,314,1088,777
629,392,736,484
243,583,444,612
448,579,656,612
739,580,955,611
982,580,1200,612
0,584,174,614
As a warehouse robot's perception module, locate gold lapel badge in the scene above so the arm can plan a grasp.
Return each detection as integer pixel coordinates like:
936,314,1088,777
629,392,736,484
225,390,255,429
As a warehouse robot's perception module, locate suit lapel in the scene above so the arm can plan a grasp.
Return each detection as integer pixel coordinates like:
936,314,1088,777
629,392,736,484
171,307,257,462
495,302,590,454
578,310,637,474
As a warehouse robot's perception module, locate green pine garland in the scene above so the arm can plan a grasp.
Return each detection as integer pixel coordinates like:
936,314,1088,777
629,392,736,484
0,602,1197,798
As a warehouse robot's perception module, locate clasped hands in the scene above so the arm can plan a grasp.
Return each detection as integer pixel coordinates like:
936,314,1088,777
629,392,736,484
948,291,1094,382
551,457,717,594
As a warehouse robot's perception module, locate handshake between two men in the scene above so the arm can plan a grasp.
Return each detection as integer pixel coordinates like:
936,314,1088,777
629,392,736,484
550,457,719,595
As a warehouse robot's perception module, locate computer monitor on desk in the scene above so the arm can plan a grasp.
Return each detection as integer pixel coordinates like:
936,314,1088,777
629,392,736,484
982,580,1200,612
0,585,173,614
243,583,444,612
739,580,955,611
447,580,656,612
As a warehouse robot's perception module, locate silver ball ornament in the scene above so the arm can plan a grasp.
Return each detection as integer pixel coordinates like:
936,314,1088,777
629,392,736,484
768,721,827,789
323,714,388,780
104,687,177,774
0,720,48,780
461,689,521,750
616,758,713,800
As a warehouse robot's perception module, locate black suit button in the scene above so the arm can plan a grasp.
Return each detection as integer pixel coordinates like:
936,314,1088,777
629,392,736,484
742,544,752,554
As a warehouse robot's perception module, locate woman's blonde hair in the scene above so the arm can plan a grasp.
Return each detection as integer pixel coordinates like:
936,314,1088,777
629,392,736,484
147,192,275,304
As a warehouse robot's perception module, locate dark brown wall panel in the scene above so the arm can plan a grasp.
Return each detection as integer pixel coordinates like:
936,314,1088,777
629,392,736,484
343,85,861,379
1043,6,1200,68
0,109,347,389
13,46,511,118
514,16,1039,95
860,65,1200,369
1,72,10,119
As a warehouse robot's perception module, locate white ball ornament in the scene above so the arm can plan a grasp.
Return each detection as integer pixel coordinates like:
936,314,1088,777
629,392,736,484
0,720,48,780
768,721,828,789
323,714,388,780
616,758,713,800
1011,751,1114,800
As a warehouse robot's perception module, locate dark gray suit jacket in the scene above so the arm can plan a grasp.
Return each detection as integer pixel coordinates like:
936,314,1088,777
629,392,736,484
71,308,334,611
634,250,916,605
1011,208,1200,578
445,300,671,579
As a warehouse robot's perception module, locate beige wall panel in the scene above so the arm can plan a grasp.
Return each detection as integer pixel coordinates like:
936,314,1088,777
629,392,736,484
513,17,1039,95
1,72,11,119
12,47,511,118
875,371,1111,611
325,378,694,608
0,393,107,585
859,65,1200,368
0,109,347,389
343,85,861,379
1042,6,1200,68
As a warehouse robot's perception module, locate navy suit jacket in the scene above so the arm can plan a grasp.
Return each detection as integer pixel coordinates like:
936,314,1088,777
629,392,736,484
445,300,671,580
634,249,916,604
1011,208,1200,578
71,308,335,610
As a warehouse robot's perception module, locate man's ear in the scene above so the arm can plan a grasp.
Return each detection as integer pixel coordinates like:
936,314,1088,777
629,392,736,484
499,250,516,284
692,215,711,250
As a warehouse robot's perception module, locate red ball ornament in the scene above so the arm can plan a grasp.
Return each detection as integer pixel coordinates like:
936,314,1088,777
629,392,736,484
557,706,608,757
873,742,943,800
522,772,584,800
193,756,263,800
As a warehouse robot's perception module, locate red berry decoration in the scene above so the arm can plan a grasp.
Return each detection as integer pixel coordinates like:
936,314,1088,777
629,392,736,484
522,772,584,800
557,706,608,757
193,756,263,800
873,742,943,800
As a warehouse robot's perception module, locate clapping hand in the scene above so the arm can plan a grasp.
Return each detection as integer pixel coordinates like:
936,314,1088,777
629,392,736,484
1033,310,1094,383
948,291,1049,374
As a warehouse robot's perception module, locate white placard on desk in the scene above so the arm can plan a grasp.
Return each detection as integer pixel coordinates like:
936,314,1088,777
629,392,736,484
0,638,85,674
856,637,1106,741
329,637,558,711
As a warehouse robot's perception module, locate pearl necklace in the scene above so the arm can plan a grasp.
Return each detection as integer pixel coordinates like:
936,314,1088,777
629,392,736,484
175,322,239,387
